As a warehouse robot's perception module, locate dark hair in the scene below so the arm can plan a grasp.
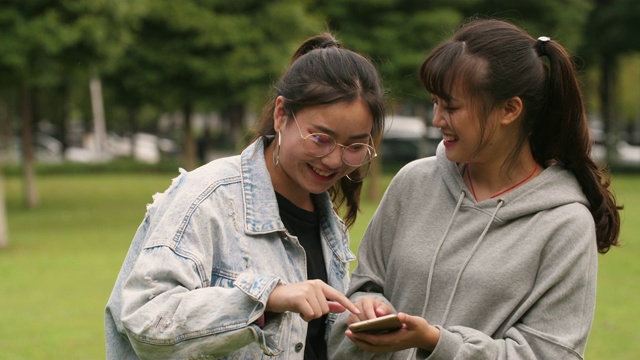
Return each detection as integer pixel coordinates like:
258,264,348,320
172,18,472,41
253,32,385,228
419,18,621,253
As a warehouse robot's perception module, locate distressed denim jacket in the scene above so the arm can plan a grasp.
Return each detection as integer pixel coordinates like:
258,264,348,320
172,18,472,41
105,138,356,359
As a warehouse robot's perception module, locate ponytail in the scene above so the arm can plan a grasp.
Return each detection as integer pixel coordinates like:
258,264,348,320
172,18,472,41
533,39,622,253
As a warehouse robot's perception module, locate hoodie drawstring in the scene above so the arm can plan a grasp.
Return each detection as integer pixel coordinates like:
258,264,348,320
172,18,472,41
440,199,504,324
419,191,505,325
419,191,466,318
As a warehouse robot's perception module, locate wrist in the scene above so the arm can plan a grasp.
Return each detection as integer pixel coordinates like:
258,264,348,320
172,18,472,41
421,325,440,351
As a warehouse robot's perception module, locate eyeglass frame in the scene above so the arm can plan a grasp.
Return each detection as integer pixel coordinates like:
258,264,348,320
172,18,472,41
289,112,378,167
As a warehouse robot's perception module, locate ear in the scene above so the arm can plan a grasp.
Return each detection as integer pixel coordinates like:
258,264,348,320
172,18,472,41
499,97,523,126
273,96,287,132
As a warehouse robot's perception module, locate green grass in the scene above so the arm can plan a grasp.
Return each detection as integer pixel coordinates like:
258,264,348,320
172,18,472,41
0,171,638,359
0,173,173,359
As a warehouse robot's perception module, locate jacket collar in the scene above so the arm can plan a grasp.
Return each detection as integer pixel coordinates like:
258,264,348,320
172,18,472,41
241,137,285,234
240,137,351,260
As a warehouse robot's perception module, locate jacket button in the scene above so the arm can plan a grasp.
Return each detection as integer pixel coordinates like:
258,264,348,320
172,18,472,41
294,342,304,352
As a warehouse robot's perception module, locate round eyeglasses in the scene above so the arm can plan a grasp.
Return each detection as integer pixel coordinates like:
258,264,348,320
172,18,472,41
291,113,377,167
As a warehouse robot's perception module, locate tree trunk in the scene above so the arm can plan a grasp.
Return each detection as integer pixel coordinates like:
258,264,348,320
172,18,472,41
0,100,9,248
127,106,138,158
0,170,8,249
227,104,245,146
56,83,71,152
0,97,11,155
20,84,38,208
90,75,107,157
601,53,619,165
182,103,197,171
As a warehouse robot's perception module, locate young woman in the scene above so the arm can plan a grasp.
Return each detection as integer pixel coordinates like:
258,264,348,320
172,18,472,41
105,32,386,359
329,18,621,359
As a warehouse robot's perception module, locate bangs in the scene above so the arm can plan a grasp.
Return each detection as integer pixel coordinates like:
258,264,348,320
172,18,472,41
419,41,487,104
419,41,466,102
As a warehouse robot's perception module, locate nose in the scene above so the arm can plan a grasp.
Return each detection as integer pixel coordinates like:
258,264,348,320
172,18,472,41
432,105,447,129
320,145,345,169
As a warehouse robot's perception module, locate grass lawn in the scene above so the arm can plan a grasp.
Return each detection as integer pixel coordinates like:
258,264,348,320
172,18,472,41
0,170,638,359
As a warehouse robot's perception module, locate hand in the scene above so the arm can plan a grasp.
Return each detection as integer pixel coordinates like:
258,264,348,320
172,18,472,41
265,279,360,322
345,312,440,353
347,297,395,324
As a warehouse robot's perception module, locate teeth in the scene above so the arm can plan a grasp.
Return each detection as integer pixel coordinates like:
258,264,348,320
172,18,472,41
443,134,458,142
312,166,334,177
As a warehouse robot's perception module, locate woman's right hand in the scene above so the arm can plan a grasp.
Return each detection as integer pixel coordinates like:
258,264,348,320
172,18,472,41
265,280,360,322
348,297,396,324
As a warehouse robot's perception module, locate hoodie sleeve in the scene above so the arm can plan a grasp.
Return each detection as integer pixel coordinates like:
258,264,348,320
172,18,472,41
328,171,412,360
418,204,598,360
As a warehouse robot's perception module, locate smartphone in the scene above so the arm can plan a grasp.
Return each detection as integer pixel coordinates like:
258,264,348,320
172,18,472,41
348,314,402,334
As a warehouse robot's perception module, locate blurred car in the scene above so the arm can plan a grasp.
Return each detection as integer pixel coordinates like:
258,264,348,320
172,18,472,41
1,133,64,163
65,132,177,164
379,115,440,164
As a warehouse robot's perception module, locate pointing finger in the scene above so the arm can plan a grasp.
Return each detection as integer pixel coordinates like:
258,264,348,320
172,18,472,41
322,286,360,315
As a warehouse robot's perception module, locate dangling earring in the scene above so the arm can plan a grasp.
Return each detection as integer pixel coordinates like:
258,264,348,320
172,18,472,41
345,162,372,183
272,131,281,167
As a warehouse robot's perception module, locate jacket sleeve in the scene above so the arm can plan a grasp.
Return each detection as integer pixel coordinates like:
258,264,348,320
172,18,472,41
119,243,284,359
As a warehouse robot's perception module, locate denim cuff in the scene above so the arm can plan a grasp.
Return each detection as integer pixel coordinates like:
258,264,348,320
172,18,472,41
234,272,281,308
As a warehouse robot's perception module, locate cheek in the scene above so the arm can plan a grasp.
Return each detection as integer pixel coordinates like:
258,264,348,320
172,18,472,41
279,139,309,168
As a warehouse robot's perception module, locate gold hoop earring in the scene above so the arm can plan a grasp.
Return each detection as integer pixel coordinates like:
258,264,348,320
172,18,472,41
345,162,372,183
272,131,281,167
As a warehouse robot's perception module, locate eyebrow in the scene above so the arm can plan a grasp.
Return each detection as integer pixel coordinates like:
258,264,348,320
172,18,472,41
311,124,370,141
433,93,459,103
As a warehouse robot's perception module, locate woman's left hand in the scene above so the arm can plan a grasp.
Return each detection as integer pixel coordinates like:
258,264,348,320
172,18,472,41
344,312,440,353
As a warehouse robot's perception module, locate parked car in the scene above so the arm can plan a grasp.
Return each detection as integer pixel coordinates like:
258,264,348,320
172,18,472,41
0,133,64,164
379,115,440,165
65,132,177,164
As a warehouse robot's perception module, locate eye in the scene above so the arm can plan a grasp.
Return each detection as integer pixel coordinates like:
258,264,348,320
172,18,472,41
346,143,366,152
309,133,333,146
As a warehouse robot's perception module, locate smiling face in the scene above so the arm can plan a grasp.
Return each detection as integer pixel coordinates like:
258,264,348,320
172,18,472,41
432,90,481,164
431,82,526,172
269,96,373,208
431,84,506,166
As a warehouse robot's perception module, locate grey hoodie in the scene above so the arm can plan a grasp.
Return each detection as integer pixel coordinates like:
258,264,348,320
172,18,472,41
329,143,598,360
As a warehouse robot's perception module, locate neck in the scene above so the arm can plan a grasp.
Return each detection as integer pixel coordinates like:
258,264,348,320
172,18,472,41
465,160,540,201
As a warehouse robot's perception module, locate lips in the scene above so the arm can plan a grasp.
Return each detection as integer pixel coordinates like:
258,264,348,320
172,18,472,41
309,164,336,178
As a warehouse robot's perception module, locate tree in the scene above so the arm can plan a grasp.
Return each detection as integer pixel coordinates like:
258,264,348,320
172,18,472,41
0,0,146,207
314,0,464,111
0,100,9,248
103,0,322,169
0,165,7,249
0,1,66,208
582,0,640,165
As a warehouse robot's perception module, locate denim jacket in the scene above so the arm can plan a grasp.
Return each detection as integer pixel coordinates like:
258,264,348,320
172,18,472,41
105,138,356,359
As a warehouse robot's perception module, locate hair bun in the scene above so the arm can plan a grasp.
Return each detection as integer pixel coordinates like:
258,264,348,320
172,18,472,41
292,33,342,61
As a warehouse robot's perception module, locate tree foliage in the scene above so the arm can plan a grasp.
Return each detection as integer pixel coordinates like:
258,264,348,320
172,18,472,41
314,0,464,110
0,0,638,165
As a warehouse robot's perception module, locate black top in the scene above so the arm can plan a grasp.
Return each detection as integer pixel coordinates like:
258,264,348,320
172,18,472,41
275,192,328,360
